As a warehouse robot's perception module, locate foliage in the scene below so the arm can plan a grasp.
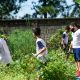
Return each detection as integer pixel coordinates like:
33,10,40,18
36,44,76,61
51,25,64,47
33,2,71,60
33,0,65,18
40,49,75,80
75,0,80,4
7,29,35,60
0,0,27,19
33,0,77,18
47,29,63,50
47,28,72,50
0,29,37,80
32,0,80,18
0,29,76,80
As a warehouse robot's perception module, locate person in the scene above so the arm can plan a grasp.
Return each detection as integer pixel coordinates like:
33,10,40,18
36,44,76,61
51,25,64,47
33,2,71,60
68,22,80,77
61,26,70,60
32,27,48,80
67,22,75,54
32,27,48,64
0,34,12,65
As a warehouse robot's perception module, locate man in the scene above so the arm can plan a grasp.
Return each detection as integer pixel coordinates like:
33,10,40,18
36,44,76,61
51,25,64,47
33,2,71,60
0,38,12,65
61,26,70,60
69,22,80,77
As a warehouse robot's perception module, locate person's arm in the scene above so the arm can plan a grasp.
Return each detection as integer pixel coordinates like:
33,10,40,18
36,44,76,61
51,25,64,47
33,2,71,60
61,38,65,48
68,41,73,53
33,41,46,57
33,47,46,57
61,33,66,48
66,41,73,60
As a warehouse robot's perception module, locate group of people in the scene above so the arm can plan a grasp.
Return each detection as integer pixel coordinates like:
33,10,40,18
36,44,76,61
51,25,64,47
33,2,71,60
0,27,48,66
61,22,80,77
0,22,80,78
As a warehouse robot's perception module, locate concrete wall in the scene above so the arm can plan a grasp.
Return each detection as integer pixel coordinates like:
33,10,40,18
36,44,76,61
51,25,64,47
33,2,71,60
0,18,80,39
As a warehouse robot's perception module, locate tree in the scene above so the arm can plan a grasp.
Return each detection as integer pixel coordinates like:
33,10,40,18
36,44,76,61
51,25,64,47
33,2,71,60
69,1,80,17
0,0,27,19
33,0,80,18
33,0,71,18
75,0,80,4
60,0,80,17
22,14,31,19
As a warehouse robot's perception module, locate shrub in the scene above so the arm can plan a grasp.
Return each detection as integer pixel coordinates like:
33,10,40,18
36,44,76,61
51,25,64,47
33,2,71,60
47,29,63,50
47,29,72,50
0,28,75,80
7,29,35,60
38,49,75,80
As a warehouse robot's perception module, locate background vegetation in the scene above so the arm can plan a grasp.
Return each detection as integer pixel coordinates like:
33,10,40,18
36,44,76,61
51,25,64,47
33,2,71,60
0,0,80,19
0,28,76,80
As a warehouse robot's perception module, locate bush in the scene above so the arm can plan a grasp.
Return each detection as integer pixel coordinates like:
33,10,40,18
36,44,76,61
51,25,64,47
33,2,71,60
47,29,63,50
7,29,35,60
0,29,38,80
0,29,75,80
38,49,75,80
47,29,72,50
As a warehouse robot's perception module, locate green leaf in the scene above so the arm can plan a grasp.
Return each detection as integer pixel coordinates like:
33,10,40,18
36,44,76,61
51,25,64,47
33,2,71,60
75,0,80,4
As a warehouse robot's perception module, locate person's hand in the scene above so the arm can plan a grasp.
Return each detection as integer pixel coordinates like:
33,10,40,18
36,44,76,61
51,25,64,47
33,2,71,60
63,45,65,49
32,53,38,57
67,51,70,54
67,50,71,54
61,41,63,45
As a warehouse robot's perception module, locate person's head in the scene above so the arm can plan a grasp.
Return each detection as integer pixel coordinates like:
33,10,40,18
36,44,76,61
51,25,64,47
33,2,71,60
65,25,70,33
69,22,80,32
32,27,41,38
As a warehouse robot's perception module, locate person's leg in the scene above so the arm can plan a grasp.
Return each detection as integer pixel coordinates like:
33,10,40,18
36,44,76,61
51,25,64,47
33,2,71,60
75,61,80,77
66,53,69,61
65,44,70,61
77,61,80,71
75,61,79,71
78,49,80,71
73,48,79,76
36,56,44,70
76,48,80,71
74,48,80,76
63,44,66,53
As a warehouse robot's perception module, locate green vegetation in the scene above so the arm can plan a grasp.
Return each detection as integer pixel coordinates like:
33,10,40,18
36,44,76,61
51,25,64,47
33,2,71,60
75,0,80,4
33,0,80,18
0,29,75,80
7,29,35,60
0,0,27,19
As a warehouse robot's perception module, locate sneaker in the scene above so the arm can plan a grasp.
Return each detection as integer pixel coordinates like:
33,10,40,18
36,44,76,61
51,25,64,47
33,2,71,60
75,70,80,77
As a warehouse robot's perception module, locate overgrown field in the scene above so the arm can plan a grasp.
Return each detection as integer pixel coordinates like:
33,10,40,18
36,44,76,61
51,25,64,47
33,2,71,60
0,29,76,80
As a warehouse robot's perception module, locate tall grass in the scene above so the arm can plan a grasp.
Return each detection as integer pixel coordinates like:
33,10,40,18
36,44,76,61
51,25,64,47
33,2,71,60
7,29,35,60
0,28,75,80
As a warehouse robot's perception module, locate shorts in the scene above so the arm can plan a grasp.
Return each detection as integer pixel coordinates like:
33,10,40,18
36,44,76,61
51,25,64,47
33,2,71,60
37,55,47,64
73,48,80,61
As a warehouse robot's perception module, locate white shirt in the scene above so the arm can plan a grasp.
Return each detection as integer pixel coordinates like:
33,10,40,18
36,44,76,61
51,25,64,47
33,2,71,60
0,38,12,64
62,32,68,44
72,29,80,48
36,38,47,57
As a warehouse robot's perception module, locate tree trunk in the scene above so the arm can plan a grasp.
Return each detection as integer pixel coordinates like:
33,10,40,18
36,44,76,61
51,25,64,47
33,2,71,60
44,13,47,18
43,0,47,18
